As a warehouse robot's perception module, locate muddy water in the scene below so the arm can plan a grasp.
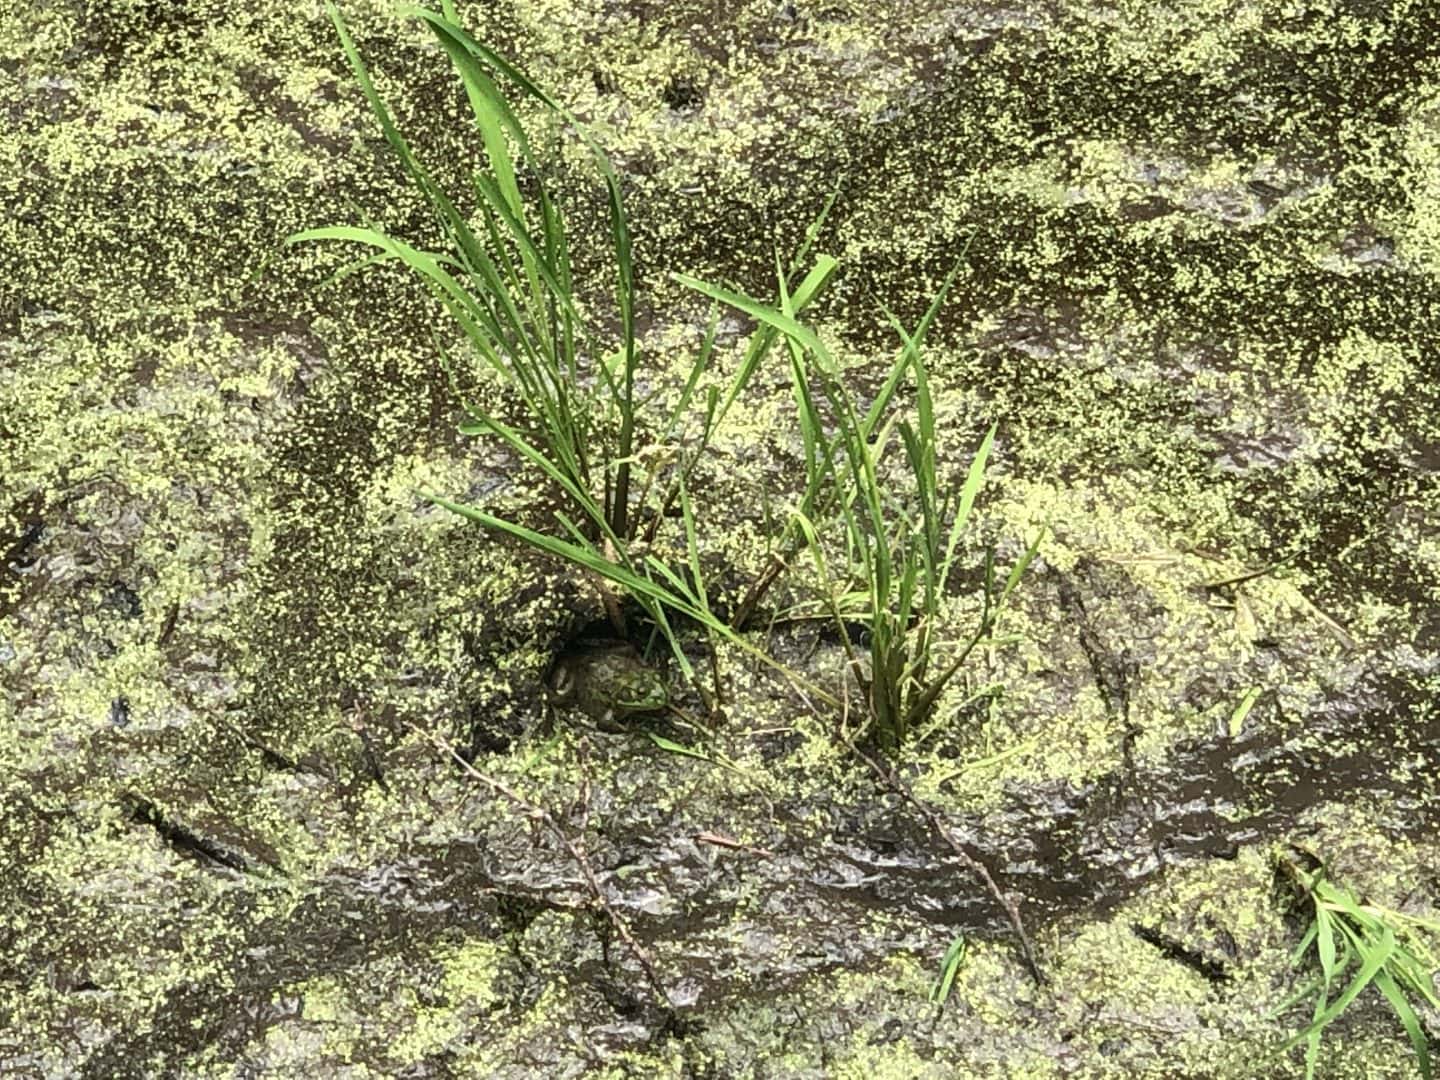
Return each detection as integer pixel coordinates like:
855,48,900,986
4,0,1440,1075
49,672,1436,1075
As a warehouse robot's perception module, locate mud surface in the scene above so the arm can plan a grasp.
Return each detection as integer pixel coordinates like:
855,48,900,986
3,0,1438,1076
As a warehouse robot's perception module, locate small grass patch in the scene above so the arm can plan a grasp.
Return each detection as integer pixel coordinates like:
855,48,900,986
930,933,968,1006
289,2,814,692
680,264,1041,749
292,4,1031,749
1276,851,1440,1079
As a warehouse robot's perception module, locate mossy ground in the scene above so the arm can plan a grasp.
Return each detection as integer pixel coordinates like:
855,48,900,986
3,0,1437,1075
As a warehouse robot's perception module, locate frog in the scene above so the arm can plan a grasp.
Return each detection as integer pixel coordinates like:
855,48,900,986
545,640,669,732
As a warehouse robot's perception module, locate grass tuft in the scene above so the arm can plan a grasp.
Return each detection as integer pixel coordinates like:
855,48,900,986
290,2,643,540
1276,851,1440,1079
290,4,801,685
681,260,1041,749
294,6,1021,751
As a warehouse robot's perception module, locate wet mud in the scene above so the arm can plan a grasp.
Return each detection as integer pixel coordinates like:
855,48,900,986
4,0,1439,1075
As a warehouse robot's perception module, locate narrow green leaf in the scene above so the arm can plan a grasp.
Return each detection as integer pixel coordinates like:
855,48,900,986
679,471,711,616
1291,922,1319,967
930,934,967,1005
674,273,832,365
645,732,713,762
790,254,840,311
1373,969,1433,1080
1316,905,1336,983
1286,928,1395,1044
427,494,838,706
1001,525,1047,604
938,424,997,590
1229,686,1262,738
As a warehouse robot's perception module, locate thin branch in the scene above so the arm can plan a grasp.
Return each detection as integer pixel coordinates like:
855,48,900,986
847,738,1046,986
409,722,677,1011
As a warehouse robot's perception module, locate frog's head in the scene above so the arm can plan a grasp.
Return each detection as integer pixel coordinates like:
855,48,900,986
609,666,669,716
545,642,669,725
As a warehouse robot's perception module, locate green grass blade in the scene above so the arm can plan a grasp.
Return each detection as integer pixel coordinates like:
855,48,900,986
1229,686,1262,737
422,15,530,224
863,257,962,438
786,177,844,277
428,494,838,705
674,274,832,367
1001,526,1047,605
708,255,837,428
288,225,502,367
470,172,581,338
325,3,421,184
790,254,840,311
1316,905,1337,983
428,494,706,615
1270,974,1323,1019
324,4,529,335
645,732,713,762
1291,921,1320,967
930,933,968,1005
405,4,640,537
792,509,860,672
938,423,997,589
644,555,704,608
679,471,711,616
1286,927,1396,1045
1372,969,1433,1080
454,409,609,540
661,308,718,441
857,337,917,442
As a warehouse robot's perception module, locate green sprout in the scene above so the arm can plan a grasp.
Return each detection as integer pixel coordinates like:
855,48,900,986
1276,852,1440,1079
681,262,1041,749
930,933,968,1006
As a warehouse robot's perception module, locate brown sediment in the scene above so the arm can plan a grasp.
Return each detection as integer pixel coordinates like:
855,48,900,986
2,0,1437,1075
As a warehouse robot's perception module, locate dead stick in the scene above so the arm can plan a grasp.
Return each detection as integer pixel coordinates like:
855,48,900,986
849,740,1046,985
409,723,677,1011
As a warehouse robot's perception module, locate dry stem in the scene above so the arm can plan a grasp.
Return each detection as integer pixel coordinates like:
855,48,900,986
409,722,677,1012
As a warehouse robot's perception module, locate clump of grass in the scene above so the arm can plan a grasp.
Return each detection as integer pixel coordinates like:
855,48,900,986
291,2,646,542
680,263,1041,749
293,4,851,703
1276,851,1440,1079
293,4,1024,739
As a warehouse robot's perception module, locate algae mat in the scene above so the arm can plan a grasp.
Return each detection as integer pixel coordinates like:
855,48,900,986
2,0,1438,1076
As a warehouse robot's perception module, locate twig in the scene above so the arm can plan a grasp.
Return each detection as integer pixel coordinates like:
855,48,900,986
847,739,1046,985
730,552,791,631
694,831,776,858
409,722,677,1012
1201,549,1300,591
597,537,628,637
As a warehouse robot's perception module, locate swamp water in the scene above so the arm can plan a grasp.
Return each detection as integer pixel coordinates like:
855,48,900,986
2,0,1438,1075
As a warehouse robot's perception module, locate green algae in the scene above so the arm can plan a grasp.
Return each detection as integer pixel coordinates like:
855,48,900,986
3,0,1439,1074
